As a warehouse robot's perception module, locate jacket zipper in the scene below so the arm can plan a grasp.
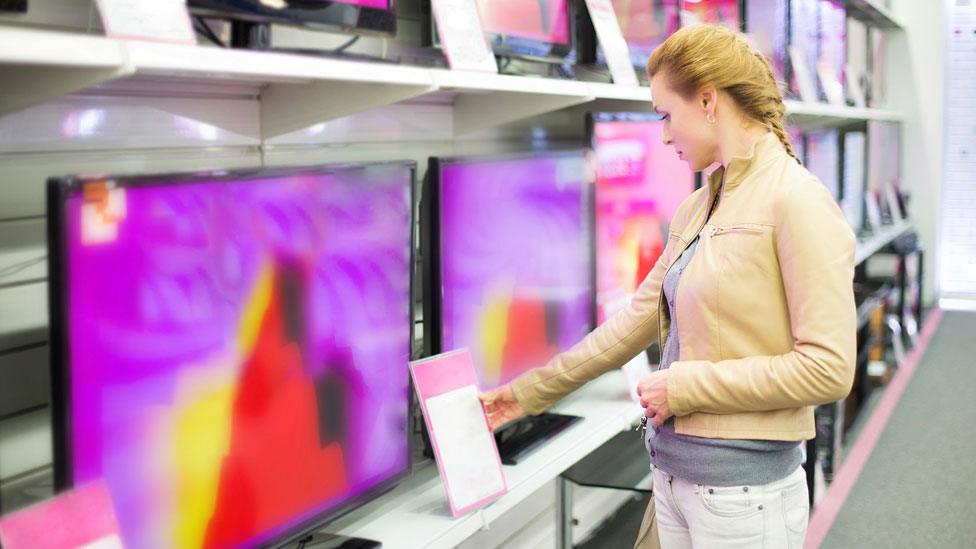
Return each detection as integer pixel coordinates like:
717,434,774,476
708,224,765,237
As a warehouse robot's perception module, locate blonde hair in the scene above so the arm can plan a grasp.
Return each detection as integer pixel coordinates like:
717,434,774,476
646,24,800,163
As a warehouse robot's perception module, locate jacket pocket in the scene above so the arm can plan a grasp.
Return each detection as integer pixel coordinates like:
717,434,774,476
707,223,770,238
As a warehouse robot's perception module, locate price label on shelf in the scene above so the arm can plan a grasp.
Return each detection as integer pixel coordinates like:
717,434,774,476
585,0,639,86
430,0,498,73
96,0,195,45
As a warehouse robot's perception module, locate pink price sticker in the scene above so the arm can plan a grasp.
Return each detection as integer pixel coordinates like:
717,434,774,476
0,480,123,549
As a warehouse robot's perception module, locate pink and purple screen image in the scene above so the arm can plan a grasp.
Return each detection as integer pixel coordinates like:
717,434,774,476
60,164,413,549
476,0,571,45
437,153,593,390
331,0,388,8
745,0,788,83
680,0,739,30
806,130,840,199
818,0,846,91
592,117,695,323
602,0,680,67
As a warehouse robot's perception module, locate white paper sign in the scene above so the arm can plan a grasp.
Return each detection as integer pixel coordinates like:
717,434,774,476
846,63,867,108
96,0,195,44
817,59,846,106
789,46,818,103
585,0,639,86
622,351,653,404
430,0,498,73
425,385,506,510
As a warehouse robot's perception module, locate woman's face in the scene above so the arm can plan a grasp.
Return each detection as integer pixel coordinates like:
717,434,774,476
649,72,719,172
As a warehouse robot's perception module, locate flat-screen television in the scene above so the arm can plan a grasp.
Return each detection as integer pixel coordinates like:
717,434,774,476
188,0,398,37
867,120,904,222
422,150,593,463
424,0,577,64
788,0,820,99
744,0,788,84
48,162,415,549
841,129,867,233
805,130,840,200
818,0,846,98
787,126,806,164
578,0,680,69
587,112,695,324
679,0,741,30
423,150,594,390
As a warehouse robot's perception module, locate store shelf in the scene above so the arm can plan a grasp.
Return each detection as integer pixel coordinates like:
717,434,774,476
0,27,130,118
855,220,913,265
845,0,904,30
430,68,595,136
2,27,909,139
785,100,903,128
323,371,641,549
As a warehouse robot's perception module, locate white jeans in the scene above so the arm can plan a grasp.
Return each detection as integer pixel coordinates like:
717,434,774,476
651,465,809,549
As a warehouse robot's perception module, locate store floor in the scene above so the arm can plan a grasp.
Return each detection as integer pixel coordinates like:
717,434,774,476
820,310,976,548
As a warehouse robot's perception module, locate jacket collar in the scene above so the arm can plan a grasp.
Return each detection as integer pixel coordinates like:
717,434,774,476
705,132,783,198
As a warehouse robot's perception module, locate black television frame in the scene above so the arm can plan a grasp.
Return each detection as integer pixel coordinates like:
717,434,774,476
421,148,596,376
188,0,398,38
421,0,579,65
47,161,417,549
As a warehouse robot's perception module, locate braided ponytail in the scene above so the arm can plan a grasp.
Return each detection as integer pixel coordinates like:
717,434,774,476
647,25,802,164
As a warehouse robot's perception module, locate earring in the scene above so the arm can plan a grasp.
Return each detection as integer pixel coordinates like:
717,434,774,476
707,114,716,124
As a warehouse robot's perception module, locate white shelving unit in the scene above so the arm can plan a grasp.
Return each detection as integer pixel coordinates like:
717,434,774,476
1,27,908,140
855,220,913,265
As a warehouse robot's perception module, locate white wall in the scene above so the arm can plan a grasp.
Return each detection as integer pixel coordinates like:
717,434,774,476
887,0,946,306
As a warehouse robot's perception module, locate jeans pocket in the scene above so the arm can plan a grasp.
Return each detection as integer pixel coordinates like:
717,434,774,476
699,485,760,518
781,478,810,544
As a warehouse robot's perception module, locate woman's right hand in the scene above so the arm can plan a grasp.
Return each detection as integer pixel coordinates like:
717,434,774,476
479,384,525,431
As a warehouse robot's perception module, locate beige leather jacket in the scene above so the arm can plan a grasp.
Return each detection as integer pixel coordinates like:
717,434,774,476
511,132,856,441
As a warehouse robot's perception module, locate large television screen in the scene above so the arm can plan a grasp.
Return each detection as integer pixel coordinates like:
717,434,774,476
427,0,577,63
679,0,740,30
188,0,398,37
588,112,695,323
745,0,788,83
788,0,820,99
818,0,846,96
581,0,680,69
48,162,415,549
805,130,840,200
424,151,594,391
841,130,866,232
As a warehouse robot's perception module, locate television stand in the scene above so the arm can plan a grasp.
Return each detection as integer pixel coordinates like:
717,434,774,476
495,412,581,465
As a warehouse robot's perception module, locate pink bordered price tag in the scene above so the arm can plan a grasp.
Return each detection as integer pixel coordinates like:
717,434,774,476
95,0,196,44
410,349,507,517
430,0,498,73
584,0,639,86
0,480,123,549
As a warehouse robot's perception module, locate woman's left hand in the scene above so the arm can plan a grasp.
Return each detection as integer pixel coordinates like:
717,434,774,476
637,370,673,426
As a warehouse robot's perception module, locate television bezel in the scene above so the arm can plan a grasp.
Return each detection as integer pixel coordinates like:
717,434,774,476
421,149,596,382
47,160,417,549
422,0,579,65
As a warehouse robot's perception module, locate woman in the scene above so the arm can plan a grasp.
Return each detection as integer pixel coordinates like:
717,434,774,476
480,24,856,548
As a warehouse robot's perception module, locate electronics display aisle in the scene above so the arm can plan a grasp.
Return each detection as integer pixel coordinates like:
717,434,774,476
0,0,921,547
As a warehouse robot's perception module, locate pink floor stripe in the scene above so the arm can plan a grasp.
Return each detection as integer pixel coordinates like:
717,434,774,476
804,307,945,549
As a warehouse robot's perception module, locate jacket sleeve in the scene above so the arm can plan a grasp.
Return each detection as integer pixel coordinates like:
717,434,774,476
509,232,678,416
667,179,857,416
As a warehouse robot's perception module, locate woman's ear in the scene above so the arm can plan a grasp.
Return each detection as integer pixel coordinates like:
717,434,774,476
699,86,718,118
